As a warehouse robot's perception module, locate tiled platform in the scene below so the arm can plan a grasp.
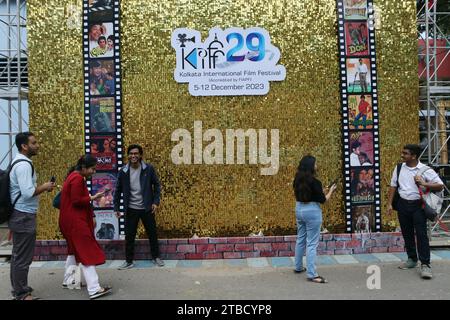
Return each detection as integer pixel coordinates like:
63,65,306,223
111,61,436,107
33,232,407,261
1,251,449,269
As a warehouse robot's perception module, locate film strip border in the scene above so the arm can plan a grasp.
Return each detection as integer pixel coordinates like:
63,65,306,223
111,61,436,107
82,0,125,239
337,0,381,233
90,6,113,12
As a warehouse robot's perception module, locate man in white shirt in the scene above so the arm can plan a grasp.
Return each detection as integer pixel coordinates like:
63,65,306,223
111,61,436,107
388,144,443,280
357,58,368,92
350,141,361,166
9,132,55,299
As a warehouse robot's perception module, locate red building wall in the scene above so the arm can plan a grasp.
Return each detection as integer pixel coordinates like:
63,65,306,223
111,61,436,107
418,39,450,80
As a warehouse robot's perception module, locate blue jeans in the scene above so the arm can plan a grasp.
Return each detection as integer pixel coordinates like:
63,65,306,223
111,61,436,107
294,202,322,279
354,113,367,129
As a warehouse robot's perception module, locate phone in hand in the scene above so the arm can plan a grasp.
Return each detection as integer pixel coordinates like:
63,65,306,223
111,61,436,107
328,179,338,188
50,176,56,183
104,187,111,193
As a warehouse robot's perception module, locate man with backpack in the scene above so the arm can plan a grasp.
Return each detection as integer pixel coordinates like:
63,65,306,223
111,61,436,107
387,144,444,280
6,132,55,300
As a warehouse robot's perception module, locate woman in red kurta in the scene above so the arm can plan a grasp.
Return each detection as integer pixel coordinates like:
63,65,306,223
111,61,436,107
59,155,112,299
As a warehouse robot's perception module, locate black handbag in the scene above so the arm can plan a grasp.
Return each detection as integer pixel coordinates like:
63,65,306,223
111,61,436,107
52,191,61,209
423,201,437,222
392,189,400,211
392,163,402,211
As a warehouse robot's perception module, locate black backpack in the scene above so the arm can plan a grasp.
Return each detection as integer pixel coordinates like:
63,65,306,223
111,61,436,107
0,159,34,224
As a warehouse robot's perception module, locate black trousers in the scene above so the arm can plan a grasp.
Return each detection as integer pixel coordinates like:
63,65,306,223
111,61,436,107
125,208,160,262
397,198,430,265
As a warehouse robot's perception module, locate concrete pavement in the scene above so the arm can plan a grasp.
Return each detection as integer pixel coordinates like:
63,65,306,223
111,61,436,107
1,251,450,300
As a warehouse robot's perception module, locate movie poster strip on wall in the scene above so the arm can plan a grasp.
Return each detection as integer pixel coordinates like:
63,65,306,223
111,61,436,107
83,0,123,240
337,0,381,233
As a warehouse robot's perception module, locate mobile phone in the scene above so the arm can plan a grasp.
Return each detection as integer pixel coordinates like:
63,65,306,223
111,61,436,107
50,176,56,183
104,187,111,192
328,179,338,188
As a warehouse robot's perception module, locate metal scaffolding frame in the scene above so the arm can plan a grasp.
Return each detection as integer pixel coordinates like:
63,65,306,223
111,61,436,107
417,0,450,244
0,1,448,244
0,0,28,169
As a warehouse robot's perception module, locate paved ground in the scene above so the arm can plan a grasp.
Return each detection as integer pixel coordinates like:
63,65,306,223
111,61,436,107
1,251,450,300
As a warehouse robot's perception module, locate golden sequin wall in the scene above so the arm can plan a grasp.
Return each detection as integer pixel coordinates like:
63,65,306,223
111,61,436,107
27,0,418,239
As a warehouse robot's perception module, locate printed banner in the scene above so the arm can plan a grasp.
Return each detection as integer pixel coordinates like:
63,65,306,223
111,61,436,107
344,21,369,56
337,0,381,232
171,27,286,96
352,205,375,233
348,94,373,129
83,0,124,238
344,0,368,20
91,135,117,171
91,173,117,208
95,210,119,240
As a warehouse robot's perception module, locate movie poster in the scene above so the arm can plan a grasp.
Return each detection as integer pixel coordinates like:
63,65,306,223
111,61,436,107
346,58,371,93
94,210,119,240
89,59,115,95
350,168,375,203
344,22,369,56
348,94,373,129
344,0,368,20
89,22,114,58
91,173,117,208
352,205,375,233
91,135,117,171
90,97,115,133
349,131,374,167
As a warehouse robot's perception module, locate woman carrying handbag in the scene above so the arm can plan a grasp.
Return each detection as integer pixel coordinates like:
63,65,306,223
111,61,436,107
59,155,112,299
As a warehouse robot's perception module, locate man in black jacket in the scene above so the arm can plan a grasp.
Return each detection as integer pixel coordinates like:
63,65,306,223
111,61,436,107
114,144,164,269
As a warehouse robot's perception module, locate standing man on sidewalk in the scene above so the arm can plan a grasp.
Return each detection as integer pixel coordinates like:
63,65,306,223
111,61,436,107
114,144,164,269
387,144,444,279
9,132,55,300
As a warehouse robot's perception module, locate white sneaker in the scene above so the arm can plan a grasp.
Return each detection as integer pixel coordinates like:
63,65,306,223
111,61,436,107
118,261,134,270
153,258,165,267
420,264,433,279
89,286,112,300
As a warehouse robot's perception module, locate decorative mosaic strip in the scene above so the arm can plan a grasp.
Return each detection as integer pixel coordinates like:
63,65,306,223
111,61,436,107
337,0,381,233
32,233,405,261
82,0,124,240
